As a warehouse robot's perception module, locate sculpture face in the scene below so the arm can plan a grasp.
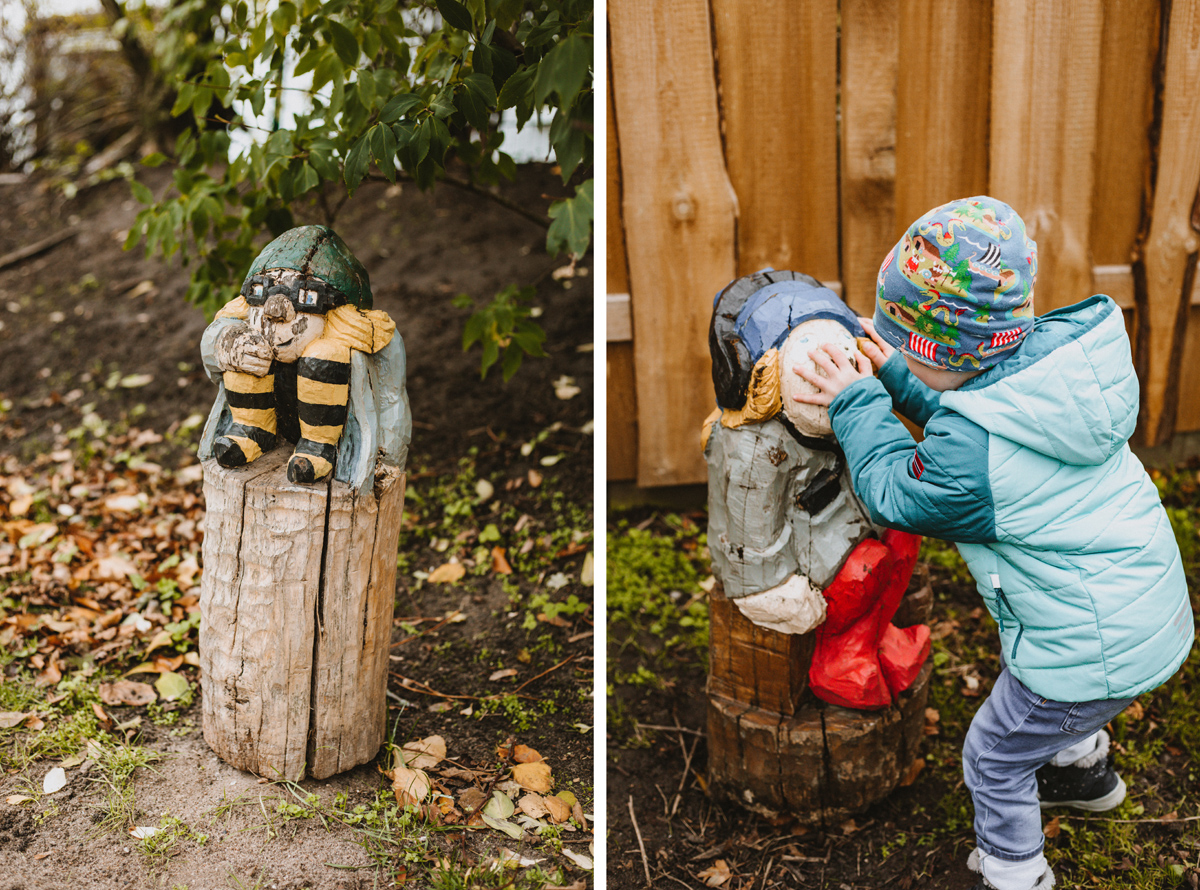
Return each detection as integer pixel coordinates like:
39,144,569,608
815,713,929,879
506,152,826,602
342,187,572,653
779,318,859,436
245,269,327,363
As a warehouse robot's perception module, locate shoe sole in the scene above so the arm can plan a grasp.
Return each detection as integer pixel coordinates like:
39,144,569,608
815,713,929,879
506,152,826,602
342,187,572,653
1039,775,1126,812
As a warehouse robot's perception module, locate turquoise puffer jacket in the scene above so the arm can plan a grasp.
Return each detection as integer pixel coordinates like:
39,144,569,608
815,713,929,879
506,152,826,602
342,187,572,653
828,295,1193,702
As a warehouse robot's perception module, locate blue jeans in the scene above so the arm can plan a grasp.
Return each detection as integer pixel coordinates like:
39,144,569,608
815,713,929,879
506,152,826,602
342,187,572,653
962,665,1133,861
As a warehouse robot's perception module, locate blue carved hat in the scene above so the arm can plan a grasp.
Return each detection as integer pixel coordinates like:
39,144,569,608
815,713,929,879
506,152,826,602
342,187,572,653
874,196,1037,371
710,269,864,410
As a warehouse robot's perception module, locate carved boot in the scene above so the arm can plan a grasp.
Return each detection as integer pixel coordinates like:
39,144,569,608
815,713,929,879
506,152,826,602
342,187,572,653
214,369,277,468
288,339,350,483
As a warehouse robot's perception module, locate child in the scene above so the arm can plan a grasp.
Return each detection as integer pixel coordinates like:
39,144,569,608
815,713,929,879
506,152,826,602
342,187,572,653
791,197,1194,890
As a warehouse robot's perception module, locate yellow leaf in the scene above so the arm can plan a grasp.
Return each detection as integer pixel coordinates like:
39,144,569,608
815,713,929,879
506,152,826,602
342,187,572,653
544,795,570,823
513,744,543,763
427,562,466,584
511,761,552,793
388,766,431,806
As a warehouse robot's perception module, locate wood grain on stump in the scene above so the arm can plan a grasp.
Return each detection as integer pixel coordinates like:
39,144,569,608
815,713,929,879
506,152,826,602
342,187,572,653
706,579,932,823
199,447,405,781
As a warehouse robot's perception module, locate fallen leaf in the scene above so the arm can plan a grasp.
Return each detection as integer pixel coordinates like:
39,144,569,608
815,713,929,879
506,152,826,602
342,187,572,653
0,711,29,729
482,791,515,820
6,795,34,805
144,630,174,654
481,813,523,839
517,793,549,819
898,758,925,788
1161,811,1179,822
427,562,465,584
561,849,594,871
544,795,570,823
496,847,543,868
580,551,593,586
103,494,143,512
546,572,569,590
697,859,730,886
512,761,552,793
119,374,153,388
572,800,586,827
457,787,487,813
475,479,494,503
1123,701,1145,721
1043,816,1061,838
491,546,513,575
130,826,161,839
23,716,44,731
555,790,577,807
527,469,542,488
399,735,446,770
92,554,139,580
154,672,189,701
553,375,581,400
513,745,543,763
33,852,51,861
91,703,113,730
389,766,431,806
490,668,518,682
42,767,66,794
840,818,859,835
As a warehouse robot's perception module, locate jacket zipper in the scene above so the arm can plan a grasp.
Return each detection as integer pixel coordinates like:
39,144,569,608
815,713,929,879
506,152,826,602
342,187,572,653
989,574,1024,660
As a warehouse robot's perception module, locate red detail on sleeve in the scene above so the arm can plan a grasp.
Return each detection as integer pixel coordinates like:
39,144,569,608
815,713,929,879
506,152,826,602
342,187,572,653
911,451,925,479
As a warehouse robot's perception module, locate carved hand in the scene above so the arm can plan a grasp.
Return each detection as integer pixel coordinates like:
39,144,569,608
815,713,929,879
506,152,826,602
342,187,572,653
216,323,275,377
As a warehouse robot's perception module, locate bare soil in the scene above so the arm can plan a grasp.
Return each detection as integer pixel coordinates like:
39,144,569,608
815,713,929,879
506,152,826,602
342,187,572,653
0,162,595,889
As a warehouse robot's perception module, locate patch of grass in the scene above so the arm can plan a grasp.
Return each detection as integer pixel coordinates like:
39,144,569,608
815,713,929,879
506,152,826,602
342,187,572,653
91,741,162,834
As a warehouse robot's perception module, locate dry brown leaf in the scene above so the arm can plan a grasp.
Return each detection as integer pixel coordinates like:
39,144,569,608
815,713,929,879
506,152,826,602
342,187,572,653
457,787,488,814
840,818,859,835
697,859,731,887
511,761,552,793
427,562,465,584
572,800,586,828
400,735,446,770
388,766,432,807
489,668,518,682
544,795,570,823
898,758,925,788
513,744,543,763
517,793,549,819
32,852,50,861
0,711,28,729
1043,816,1061,838
924,707,941,736
23,715,44,731
91,703,112,730
527,469,543,488
1123,701,1145,721
99,680,156,707
491,546,513,575
91,555,139,581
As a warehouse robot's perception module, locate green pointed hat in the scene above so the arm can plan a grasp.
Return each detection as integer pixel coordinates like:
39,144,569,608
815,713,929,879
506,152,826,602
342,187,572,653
246,225,373,310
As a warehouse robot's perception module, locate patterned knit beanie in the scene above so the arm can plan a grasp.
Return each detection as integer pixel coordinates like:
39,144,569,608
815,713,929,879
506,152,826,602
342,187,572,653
873,197,1037,371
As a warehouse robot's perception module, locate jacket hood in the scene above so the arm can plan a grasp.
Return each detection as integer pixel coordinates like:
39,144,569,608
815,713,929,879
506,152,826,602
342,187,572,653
939,296,1138,466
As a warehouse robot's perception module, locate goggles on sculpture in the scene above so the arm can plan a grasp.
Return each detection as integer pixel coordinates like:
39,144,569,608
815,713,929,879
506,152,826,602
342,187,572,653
241,274,347,315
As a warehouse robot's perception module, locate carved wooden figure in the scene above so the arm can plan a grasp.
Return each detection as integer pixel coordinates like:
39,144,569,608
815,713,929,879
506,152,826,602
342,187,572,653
197,226,411,781
703,269,932,822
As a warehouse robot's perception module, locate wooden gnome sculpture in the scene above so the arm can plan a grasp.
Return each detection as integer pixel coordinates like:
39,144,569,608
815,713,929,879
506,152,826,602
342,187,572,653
703,269,931,820
196,225,410,781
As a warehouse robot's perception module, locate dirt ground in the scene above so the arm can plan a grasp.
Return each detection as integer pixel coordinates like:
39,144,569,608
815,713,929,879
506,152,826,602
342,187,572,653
607,507,1200,890
0,162,595,888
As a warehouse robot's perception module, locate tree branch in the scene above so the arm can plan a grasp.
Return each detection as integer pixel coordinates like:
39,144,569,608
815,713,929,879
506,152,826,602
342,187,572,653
365,171,550,229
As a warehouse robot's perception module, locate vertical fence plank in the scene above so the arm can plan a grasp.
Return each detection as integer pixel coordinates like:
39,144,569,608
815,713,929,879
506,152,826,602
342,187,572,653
1135,1,1200,445
710,0,839,282
990,0,1103,313
610,0,738,486
894,0,992,234
1178,307,1200,432
840,0,899,314
1091,0,1159,267
606,69,638,481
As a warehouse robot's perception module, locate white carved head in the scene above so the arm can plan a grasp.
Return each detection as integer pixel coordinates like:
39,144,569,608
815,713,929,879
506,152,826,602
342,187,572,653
779,318,859,437
246,268,326,364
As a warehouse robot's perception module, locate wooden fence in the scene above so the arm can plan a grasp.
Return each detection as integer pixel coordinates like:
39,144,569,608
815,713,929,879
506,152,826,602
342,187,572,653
607,0,1200,487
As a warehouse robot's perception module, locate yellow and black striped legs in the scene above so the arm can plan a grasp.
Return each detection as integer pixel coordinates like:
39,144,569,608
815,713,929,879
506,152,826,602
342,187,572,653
213,370,278,468
288,339,351,483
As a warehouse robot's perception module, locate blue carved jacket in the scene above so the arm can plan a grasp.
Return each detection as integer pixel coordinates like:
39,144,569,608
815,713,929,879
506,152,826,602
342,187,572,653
827,295,1193,702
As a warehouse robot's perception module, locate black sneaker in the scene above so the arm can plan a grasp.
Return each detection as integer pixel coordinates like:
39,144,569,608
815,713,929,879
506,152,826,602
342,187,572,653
1037,732,1126,812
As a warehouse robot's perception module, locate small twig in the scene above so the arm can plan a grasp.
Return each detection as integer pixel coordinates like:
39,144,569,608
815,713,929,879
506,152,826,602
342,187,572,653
670,732,701,819
628,794,652,888
637,722,705,736
512,654,577,694
388,672,476,701
390,615,453,647
1088,814,1200,824
365,170,551,229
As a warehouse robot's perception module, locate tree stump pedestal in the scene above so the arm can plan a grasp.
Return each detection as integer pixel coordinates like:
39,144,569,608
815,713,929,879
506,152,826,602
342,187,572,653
199,447,405,781
706,577,933,823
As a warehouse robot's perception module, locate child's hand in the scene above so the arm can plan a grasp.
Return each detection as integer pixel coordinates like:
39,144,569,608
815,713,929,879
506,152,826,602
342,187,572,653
792,345,873,406
858,317,894,369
